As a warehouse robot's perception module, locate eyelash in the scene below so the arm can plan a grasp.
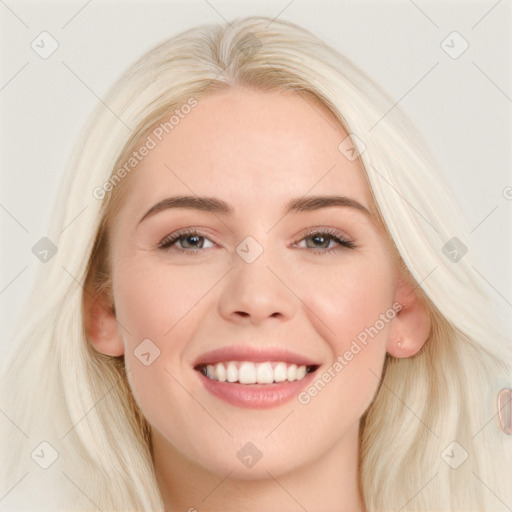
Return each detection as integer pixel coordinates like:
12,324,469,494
157,227,356,255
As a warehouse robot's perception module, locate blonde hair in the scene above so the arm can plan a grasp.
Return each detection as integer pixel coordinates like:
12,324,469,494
2,16,511,511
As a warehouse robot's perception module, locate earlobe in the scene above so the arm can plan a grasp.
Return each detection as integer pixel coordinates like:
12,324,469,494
387,274,432,358
83,289,125,357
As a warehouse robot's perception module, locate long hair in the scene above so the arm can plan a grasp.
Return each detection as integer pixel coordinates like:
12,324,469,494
1,16,510,511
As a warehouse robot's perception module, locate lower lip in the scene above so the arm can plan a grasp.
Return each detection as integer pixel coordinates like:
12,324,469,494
196,369,317,409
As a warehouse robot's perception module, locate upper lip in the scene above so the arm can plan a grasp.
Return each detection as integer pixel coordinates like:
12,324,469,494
193,345,321,368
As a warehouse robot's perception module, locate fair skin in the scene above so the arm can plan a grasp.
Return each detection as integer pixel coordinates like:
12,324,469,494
86,86,431,512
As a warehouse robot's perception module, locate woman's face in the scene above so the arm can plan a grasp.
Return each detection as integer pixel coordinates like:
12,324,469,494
109,87,401,478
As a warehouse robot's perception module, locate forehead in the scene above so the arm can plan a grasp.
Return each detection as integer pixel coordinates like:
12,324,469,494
122,87,372,214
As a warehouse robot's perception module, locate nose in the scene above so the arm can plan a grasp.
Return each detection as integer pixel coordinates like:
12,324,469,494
217,251,298,325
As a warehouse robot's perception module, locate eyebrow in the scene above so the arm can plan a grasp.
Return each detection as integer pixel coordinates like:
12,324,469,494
138,194,374,224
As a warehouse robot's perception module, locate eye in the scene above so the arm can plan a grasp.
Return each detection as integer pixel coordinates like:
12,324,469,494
158,229,215,254
157,227,355,255
294,228,356,253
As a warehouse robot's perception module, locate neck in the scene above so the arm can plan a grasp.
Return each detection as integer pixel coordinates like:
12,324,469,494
152,423,365,512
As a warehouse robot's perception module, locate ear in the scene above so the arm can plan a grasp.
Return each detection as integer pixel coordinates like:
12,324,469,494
83,287,124,357
386,273,432,358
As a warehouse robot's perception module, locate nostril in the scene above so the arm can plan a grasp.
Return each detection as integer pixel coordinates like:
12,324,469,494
234,311,281,318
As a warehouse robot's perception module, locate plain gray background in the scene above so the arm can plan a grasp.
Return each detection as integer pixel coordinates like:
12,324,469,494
1,0,511,348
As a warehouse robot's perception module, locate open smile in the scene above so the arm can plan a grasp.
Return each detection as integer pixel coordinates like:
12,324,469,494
193,346,321,409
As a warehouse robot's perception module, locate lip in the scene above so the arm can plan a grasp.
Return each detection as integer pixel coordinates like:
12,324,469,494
193,345,320,367
196,368,318,409
192,345,321,409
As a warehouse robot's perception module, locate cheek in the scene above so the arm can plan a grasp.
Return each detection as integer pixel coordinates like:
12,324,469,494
298,252,396,339
113,259,217,341
111,260,219,431
292,253,395,414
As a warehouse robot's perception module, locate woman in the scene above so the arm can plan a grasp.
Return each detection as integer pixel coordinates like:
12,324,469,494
1,15,510,511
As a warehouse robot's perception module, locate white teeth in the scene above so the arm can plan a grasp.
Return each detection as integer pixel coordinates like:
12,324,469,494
287,364,297,382
296,365,307,380
274,362,287,382
206,365,215,379
256,362,274,384
216,362,226,382
200,361,311,384
239,362,257,384
226,361,238,383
